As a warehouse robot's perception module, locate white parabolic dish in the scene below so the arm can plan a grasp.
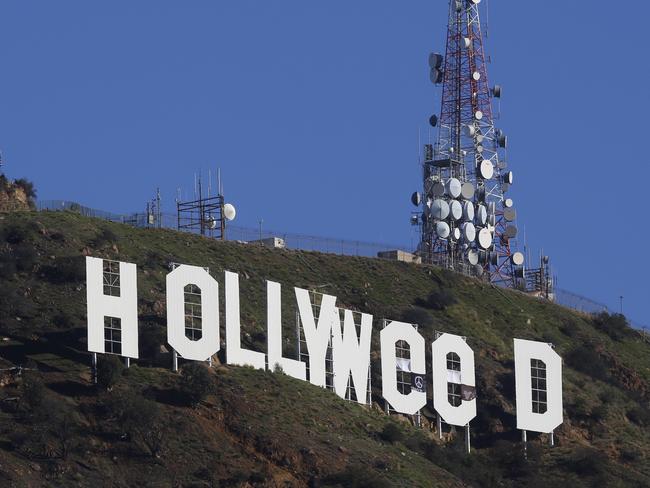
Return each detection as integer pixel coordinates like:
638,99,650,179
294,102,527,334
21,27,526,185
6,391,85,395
223,203,237,221
467,249,479,265
512,252,525,266
431,199,450,220
463,201,475,221
436,221,451,239
449,200,463,220
462,222,476,242
446,178,462,198
479,160,494,179
477,228,492,249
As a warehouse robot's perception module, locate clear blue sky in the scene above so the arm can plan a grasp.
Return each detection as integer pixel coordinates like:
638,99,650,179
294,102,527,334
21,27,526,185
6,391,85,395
1,1,648,326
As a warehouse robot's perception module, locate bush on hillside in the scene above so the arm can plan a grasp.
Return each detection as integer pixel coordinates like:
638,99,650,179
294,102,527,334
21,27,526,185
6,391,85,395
565,346,609,382
13,178,37,202
179,362,214,406
96,355,124,390
593,312,631,341
415,288,457,311
379,422,404,444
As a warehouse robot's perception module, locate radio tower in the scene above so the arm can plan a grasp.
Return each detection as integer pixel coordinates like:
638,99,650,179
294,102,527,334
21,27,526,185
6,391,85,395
411,0,525,287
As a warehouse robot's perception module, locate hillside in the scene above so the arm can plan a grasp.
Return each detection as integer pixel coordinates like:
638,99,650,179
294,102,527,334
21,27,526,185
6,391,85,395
0,210,648,487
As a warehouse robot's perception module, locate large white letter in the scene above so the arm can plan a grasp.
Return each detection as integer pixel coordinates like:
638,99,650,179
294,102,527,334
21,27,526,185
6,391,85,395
166,265,220,361
380,321,426,415
86,257,139,358
267,280,306,380
225,271,266,369
295,287,337,387
431,333,476,427
514,338,563,433
331,309,372,403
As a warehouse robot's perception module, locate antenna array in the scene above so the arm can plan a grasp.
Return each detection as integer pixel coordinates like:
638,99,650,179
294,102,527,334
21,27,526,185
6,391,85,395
411,0,524,287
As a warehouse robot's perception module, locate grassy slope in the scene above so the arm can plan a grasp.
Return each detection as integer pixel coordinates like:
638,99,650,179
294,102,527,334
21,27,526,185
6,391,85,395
0,211,648,487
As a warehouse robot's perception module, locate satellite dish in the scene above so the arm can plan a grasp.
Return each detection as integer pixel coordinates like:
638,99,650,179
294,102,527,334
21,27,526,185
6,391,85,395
504,225,518,239
512,252,525,266
477,228,492,249
449,200,463,221
410,215,419,225
503,208,517,222
463,201,475,221
429,115,438,127
472,71,481,81
514,266,526,279
431,199,450,220
504,198,514,208
470,0,481,4
467,249,479,265
476,204,487,225
223,203,237,221
465,124,476,137
497,134,508,148
430,68,443,84
489,251,498,266
428,53,444,69
462,222,476,242
476,145,484,153
461,182,475,200
475,111,484,120
411,191,422,207
474,264,484,276
476,134,484,144
463,37,471,49
446,178,462,198
492,85,502,98
436,221,451,239
503,171,514,185
205,216,218,230
432,182,445,197
478,159,494,179
453,227,461,241
497,160,508,169
476,186,486,202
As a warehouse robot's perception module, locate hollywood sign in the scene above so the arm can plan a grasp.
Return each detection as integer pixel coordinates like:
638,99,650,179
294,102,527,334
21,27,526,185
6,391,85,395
85,257,563,435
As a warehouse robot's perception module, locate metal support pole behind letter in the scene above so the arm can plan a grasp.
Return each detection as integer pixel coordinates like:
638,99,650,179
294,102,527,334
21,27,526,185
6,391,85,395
172,350,178,372
549,431,555,447
124,357,130,368
437,414,443,440
522,430,527,460
91,353,98,385
465,424,471,454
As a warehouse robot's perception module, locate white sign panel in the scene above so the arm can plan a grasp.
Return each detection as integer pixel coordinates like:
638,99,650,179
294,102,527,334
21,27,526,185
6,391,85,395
225,271,266,369
380,321,426,415
166,264,220,361
86,257,139,358
514,338,563,433
267,280,306,380
331,309,372,403
431,333,476,427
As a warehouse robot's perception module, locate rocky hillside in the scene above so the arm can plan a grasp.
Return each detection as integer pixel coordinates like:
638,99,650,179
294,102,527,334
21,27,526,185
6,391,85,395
0,176,35,212
0,210,648,487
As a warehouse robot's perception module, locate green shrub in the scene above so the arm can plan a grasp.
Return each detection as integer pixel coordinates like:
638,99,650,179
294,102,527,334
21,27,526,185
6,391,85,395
40,256,85,284
400,306,433,328
179,362,214,406
96,355,124,390
566,346,608,381
13,178,37,201
379,422,404,444
109,390,165,457
415,288,457,310
593,312,631,341
91,228,118,247
626,405,650,427
21,374,46,412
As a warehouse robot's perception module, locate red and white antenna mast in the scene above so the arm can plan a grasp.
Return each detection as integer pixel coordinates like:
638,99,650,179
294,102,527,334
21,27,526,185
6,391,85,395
411,0,524,287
